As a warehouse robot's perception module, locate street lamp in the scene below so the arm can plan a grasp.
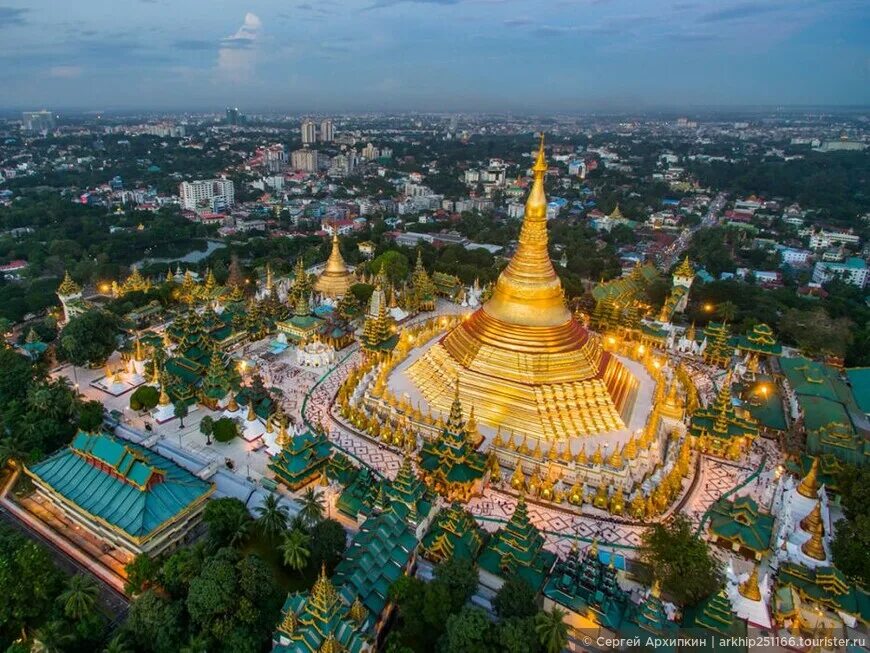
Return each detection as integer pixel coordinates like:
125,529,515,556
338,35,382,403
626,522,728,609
703,303,714,313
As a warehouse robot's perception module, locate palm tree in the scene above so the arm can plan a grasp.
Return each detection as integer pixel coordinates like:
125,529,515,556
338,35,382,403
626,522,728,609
256,493,289,540
103,633,133,653
716,301,738,323
59,573,100,620
227,509,252,547
180,634,210,653
31,620,73,653
299,487,324,526
0,433,30,467
535,607,568,653
280,528,311,574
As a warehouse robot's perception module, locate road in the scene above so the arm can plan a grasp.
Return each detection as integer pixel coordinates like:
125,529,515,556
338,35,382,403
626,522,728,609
659,192,726,270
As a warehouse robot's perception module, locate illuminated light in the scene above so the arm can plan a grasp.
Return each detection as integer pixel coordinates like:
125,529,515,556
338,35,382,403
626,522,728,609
652,360,661,369
607,337,616,345
637,345,645,354
703,303,714,313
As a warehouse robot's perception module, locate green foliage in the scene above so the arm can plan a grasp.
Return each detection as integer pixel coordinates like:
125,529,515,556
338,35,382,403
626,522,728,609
212,417,238,443
640,515,721,606
497,616,542,653
255,493,289,541
778,307,853,359
129,385,159,411
440,606,496,653
493,575,539,619
831,465,870,586
279,528,311,574
59,573,100,620
308,518,347,569
349,283,374,307
202,498,253,549
124,553,159,596
433,556,478,614
124,589,185,653
534,607,569,653
298,487,324,526
0,525,65,648
77,399,105,431
369,250,409,284
58,309,120,366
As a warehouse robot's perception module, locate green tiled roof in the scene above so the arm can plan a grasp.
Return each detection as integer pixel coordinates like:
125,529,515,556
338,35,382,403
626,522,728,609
845,367,870,415
334,510,417,618
778,563,870,623
420,504,485,563
27,431,213,540
707,496,774,553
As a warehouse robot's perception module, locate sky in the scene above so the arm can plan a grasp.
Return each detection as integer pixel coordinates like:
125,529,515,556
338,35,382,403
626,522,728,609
0,0,868,112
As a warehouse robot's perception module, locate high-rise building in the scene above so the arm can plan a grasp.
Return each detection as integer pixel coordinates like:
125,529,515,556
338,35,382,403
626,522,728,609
22,110,55,132
301,119,317,145
179,179,235,212
319,119,334,143
264,144,286,173
361,143,379,160
290,148,319,173
225,107,243,126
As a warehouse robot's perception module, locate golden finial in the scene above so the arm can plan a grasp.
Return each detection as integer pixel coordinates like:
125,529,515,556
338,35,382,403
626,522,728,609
797,457,819,498
650,578,662,599
800,501,822,533
246,398,256,422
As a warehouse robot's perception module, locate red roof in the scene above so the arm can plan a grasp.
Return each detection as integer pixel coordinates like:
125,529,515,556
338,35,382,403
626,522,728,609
0,259,27,271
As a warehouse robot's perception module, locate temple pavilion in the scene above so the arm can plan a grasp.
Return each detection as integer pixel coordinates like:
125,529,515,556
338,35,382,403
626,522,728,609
409,250,436,311
702,321,735,368
381,454,435,538
706,495,774,561
273,564,372,653
682,588,748,650
268,421,333,490
417,385,487,501
419,503,486,565
360,270,397,356
314,232,355,300
408,137,638,443
773,563,870,633
688,372,759,459
477,494,556,592
332,508,418,645
25,430,213,561
657,257,694,323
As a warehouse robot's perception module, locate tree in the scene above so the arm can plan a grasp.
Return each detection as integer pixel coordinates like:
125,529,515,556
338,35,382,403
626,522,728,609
0,528,64,646
369,251,409,285
199,415,214,445
497,616,542,653
716,301,738,322
279,528,311,574
77,400,105,431
255,493,289,541
58,309,120,366
58,573,100,620
124,589,185,653
831,514,870,587
493,575,538,619
159,545,204,598
202,497,253,549
124,553,159,595
434,556,478,614
0,433,32,467
174,402,188,428
440,606,495,653
186,555,239,632
129,385,159,411
298,487,324,526
640,515,721,605
309,518,347,569
31,620,73,653
778,307,853,359
212,417,239,442
103,633,133,653
535,607,569,653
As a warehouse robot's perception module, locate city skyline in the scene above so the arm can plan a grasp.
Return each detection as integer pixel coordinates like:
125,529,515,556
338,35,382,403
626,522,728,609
0,0,868,111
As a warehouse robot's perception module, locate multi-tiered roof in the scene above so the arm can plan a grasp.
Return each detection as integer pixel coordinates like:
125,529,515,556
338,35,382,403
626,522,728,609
477,495,556,590
689,373,759,459
269,423,333,490
420,503,486,564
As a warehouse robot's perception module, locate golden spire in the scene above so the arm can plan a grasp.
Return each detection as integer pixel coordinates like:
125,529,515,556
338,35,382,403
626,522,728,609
349,595,367,625
57,271,81,296
801,521,826,561
315,230,354,298
276,417,290,448
227,393,239,412
800,501,823,533
482,134,571,327
158,383,171,406
650,578,662,599
738,564,762,601
797,457,819,498
246,399,256,422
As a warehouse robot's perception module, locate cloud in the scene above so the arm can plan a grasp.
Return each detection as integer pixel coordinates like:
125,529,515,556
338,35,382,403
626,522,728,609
0,6,27,27
699,2,785,22
174,39,216,51
49,65,83,78
218,13,262,81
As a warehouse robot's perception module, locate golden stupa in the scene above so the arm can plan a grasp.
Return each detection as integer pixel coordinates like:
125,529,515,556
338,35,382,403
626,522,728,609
314,231,354,298
407,137,638,442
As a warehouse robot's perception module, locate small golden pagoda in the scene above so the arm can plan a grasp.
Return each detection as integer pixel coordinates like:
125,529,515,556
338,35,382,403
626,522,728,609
407,136,638,443
314,232,354,299
796,457,819,498
738,564,762,601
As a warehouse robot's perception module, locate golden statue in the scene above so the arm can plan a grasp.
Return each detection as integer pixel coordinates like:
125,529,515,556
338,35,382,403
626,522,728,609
407,136,637,443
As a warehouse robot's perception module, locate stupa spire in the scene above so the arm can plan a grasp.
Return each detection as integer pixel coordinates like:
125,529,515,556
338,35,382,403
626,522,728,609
483,134,571,327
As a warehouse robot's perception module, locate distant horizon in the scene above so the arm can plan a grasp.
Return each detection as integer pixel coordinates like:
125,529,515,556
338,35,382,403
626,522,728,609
1,0,867,111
